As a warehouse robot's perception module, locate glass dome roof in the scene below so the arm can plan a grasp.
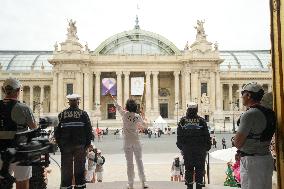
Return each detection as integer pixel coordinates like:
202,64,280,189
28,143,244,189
0,51,52,72
220,50,270,71
93,28,181,55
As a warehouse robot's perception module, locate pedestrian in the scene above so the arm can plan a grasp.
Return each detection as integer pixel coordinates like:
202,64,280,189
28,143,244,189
231,137,235,147
176,102,211,189
147,128,152,138
171,155,182,182
95,149,105,182
0,78,37,189
55,94,94,189
222,137,227,149
86,145,96,183
234,83,276,189
107,92,149,189
212,135,217,148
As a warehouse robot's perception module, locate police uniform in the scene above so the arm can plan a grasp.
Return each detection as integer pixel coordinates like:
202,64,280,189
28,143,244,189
176,103,211,189
55,94,93,189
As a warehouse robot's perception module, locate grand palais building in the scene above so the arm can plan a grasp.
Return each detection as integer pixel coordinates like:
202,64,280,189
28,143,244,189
0,19,272,127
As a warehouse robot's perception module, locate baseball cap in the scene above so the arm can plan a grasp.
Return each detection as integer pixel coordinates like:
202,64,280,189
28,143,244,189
66,94,81,100
187,102,197,108
97,149,101,154
242,83,263,93
3,78,21,90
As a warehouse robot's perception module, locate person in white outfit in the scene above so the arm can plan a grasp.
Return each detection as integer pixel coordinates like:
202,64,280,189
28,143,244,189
107,93,148,189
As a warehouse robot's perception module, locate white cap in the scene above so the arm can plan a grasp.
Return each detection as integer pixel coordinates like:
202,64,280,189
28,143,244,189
3,78,21,90
174,155,179,159
66,94,81,100
97,149,102,154
187,102,197,108
242,82,263,93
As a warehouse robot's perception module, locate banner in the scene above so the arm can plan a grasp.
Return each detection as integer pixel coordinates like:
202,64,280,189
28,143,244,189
131,77,144,95
102,78,117,95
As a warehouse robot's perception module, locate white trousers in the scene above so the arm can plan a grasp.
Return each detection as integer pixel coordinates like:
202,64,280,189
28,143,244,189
240,154,273,189
124,143,146,187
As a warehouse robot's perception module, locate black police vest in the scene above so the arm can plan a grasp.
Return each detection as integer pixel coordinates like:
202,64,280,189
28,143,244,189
0,100,18,150
247,105,276,142
177,116,211,151
56,107,90,147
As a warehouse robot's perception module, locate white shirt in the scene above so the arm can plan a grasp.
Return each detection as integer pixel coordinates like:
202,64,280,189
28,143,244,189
113,100,146,145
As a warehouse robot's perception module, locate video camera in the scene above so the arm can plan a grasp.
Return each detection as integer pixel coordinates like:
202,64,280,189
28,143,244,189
0,117,57,189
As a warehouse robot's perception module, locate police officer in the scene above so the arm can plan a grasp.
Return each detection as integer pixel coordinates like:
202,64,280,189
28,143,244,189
55,94,93,189
0,78,37,189
176,102,211,189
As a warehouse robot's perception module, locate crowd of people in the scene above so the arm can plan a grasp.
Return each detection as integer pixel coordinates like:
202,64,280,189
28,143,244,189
0,78,277,189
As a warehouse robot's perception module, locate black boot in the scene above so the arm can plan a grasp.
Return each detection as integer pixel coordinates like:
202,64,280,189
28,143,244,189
187,184,193,189
196,183,203,189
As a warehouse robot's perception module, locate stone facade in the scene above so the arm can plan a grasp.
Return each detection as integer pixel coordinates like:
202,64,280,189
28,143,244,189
0,20,272,126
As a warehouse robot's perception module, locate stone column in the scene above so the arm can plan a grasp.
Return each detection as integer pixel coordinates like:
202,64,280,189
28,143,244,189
116,72,122,106
210,72,216,111
19,86,24,102
184,71,191,109
84,72,90,111
215,70,222,111
89,73,94,110
75,72,83,109
238,84,243,110
51,72,58,113
174,71,180,112
29,85,34,112
124,71,130,105
95,72,101,112
58,72,64,111
145,71,151,117
229,84,233,111
191,71,199,103
152,71,159,113
40,85,44,114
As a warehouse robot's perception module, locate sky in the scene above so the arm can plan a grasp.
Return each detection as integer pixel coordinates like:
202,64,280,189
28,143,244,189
0,0,270,51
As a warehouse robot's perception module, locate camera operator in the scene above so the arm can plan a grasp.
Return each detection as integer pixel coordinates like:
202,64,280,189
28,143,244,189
55,94,93,189
0,78,37,189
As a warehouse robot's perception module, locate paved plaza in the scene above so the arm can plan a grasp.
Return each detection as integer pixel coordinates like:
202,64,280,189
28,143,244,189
35,130,276,189
47,132,236,188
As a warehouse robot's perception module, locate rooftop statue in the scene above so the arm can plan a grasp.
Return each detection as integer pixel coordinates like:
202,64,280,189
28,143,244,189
67,19,78,39
184,41,189,50
194,20,207,41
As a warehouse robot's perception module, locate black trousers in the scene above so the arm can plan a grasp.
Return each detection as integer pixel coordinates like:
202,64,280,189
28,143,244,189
183,150,206,189
60,145,86,189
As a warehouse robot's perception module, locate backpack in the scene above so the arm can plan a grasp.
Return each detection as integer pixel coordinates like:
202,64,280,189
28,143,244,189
247,105,276,142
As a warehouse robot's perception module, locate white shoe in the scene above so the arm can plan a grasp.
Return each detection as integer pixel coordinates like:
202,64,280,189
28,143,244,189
127,184,134,189
142,182,149,188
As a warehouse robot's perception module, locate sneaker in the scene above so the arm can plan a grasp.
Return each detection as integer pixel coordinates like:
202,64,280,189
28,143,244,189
127,184,134,189
142,182,149,189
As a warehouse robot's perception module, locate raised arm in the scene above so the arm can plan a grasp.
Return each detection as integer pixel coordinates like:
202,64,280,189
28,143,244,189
106,92,125,116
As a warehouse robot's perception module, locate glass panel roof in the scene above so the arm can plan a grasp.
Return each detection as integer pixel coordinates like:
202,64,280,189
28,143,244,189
107,41,169,55
8,55,38,71
94,29,180,55
220,51,270,71
0,52,53,72
0,55,14,70
33,55,53,71
0,50,270,72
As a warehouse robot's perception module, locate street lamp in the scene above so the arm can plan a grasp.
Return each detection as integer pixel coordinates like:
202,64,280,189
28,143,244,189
175,102,179,125
230,100,239,133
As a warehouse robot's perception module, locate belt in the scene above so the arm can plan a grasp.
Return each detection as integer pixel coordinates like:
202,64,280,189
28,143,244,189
239,151,255,157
